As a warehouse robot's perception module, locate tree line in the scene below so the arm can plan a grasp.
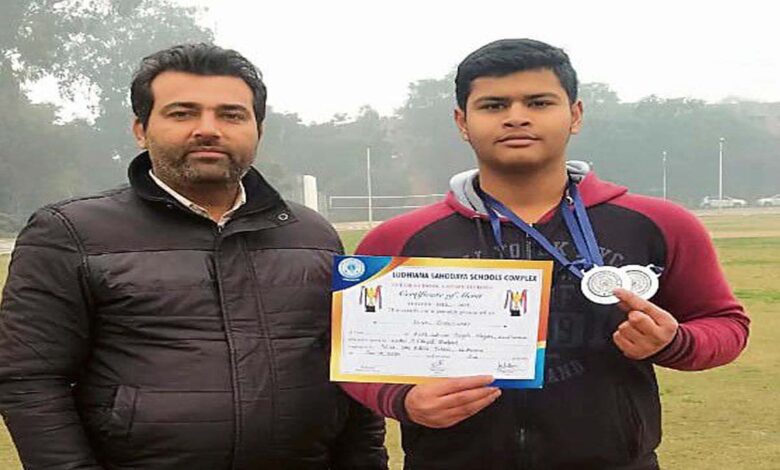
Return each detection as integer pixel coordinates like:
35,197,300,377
2,0,778,234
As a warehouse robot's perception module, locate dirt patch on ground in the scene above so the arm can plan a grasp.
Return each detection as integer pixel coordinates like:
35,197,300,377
0,239,14,254
711,230,780,239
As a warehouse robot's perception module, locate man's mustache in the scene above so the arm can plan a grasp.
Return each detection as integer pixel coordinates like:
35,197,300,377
182,145,233,160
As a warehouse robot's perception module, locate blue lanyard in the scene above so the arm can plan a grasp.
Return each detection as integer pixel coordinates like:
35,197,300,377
479,180,601,279
567,182,604,266
559,203,592,271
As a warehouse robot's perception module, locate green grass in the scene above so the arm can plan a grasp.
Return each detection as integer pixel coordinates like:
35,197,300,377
653,235,780,468
703,213,780,239
340,230,365,254
2,217,779,469
0,254,7,290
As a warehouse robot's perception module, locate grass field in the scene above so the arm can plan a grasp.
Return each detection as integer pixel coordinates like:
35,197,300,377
2,214,779,468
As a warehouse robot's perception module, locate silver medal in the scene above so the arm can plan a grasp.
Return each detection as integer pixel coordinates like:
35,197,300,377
580,266,631,305
621,264,660,300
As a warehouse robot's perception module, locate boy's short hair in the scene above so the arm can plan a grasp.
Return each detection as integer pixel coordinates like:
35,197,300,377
131,43,267,129
455,38,578,110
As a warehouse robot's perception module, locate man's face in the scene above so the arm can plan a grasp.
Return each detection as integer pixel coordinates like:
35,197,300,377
454,69,582,173
133,71,261,187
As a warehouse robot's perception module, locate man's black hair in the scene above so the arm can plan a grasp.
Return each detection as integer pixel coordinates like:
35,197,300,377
131,43,267,129
455,38,578,110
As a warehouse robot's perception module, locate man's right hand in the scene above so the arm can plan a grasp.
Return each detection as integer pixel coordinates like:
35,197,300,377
404,375,501,428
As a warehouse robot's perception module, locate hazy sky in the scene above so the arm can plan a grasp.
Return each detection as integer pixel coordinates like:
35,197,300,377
32,0,780,123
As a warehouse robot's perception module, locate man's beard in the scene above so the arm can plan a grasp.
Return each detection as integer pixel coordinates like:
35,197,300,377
149,140,253,186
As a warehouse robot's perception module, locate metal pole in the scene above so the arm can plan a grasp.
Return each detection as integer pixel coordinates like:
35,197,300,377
718,137,725,203
662,150,667,200
366,147,373,226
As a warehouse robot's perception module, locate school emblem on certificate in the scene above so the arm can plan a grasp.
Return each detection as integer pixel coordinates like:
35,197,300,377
331,256,553,388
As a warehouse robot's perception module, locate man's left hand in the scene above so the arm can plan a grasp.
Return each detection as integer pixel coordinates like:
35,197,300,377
611,288,678,360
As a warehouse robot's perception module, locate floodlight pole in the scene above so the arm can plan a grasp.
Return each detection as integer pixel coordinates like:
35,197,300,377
718,137,725,203
662,150,668,200
366,146,373,226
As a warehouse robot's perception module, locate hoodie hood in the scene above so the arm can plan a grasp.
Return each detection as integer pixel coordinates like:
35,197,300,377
447,160,628,218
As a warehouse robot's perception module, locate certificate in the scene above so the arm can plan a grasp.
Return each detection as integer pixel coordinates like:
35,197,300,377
331,256,553,388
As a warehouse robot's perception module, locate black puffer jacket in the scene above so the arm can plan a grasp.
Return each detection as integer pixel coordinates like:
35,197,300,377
0,153,387,470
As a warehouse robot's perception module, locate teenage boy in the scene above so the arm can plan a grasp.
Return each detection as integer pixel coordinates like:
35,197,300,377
340,38,749,469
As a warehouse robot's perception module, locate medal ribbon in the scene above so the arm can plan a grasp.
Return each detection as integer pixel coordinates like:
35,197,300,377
559,204,592,270
567,182,604,266
479,180,600,279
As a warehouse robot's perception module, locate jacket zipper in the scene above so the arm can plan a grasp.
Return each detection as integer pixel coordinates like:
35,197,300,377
241,236,280,462
210,223,243,469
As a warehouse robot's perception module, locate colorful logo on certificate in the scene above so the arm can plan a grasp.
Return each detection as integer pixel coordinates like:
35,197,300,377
359,285,382,312
504,289,528,316
337,257,366,280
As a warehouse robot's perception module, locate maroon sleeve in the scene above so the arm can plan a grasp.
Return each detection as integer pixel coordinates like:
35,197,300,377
613,196,750,370
338,201,453,422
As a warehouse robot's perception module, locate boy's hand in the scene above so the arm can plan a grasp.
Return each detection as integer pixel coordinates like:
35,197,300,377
612,288,678,360
405,375,501,428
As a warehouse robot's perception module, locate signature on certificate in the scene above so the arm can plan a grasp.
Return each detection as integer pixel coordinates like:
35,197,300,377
496,361,520,374
496,358,528,374
496,357,530,375
429,359,447,374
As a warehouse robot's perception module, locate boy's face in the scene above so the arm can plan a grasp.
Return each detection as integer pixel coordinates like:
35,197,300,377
454,68,582,174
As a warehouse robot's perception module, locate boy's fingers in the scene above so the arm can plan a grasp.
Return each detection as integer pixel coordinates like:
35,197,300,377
614,288,677,327
626,310,658,335
428,375,495,397
439,386,501,410
613,331,640,358
614,288,654,312
448,389,502,421
616,322,644,344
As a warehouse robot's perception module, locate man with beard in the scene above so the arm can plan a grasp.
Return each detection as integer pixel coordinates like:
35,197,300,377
0,44,387,470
